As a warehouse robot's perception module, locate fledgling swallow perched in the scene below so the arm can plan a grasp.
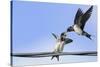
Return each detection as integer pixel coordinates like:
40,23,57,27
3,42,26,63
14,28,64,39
51,32,73,61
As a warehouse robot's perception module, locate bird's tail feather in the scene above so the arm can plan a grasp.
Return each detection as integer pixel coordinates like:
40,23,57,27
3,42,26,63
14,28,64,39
89,34,96,41
51,55,59,61
83,31,92,40
86,34,92,40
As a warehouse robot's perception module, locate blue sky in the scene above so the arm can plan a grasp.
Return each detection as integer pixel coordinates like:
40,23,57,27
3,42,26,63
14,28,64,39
12,1,97,66
12,1,97,53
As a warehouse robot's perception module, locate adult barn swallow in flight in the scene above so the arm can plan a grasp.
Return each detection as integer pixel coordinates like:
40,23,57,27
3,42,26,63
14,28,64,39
67,6,93,40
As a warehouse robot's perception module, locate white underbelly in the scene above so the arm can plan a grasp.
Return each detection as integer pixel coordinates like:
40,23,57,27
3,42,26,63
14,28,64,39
73,25,82,35
54,41,65,53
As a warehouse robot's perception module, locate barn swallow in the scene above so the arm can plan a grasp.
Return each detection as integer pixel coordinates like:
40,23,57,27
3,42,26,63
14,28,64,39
51,32,73,61
67,6,93,40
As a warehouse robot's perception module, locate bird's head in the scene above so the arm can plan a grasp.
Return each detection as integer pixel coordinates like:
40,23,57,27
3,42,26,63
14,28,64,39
60,32,66,38
67,26,73,32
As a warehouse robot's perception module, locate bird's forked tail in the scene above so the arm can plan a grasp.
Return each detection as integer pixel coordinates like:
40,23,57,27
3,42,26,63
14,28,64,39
51,55,59,61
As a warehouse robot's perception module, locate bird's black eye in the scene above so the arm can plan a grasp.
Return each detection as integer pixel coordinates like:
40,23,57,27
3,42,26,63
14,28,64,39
67,28,71,32
67,26,73,32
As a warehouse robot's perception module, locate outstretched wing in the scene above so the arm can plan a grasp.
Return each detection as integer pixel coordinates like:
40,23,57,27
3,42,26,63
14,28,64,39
52,33,58,39
81,6,93,30
74,8,83,26
64,38,73,44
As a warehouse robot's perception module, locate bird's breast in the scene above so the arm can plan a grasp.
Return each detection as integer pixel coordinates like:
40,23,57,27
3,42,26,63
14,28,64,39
73,24,82,35
54,41,65,52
